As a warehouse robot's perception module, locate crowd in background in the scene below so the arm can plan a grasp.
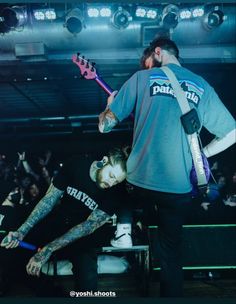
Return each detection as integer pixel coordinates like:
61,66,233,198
0,150,62,233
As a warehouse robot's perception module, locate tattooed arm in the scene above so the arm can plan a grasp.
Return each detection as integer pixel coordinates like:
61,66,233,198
98,90,119,133
98,108,119,133
1,183,64,249
25,208,111,276
45,208,110,252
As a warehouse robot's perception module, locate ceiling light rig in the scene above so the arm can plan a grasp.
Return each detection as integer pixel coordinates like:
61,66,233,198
87,8,99,18
111,7,132,30
135,6,158,20
1,5,27,30
179,9,192,20
161,4,179,30
87,7,112,18
203,6,225,30
33,8,56,21
64,8,84,35
100,8,112,18
179,7,204,20
192,8,204,18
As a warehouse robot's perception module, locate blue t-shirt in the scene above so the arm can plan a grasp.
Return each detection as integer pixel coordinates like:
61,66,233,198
109,64,235,193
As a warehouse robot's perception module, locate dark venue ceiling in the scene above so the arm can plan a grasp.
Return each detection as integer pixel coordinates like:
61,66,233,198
0,1,235,138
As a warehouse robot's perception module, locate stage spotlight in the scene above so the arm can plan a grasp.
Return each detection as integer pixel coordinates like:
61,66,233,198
111,7,132,29
1,6,27,29
87,8,99,18
203,8,224,30
135,7,146,18
45,9,56,20
33,8,56,21
65,8,84,34
162,4,179,29
135,7,158,19
34,10,45,20
100,8,111,17
180,9,192,20
146,9,158,19
192,7,204,18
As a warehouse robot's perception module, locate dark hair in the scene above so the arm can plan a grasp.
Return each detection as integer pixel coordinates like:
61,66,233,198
140,37,179,68
140,47,154,69
108,146,130,172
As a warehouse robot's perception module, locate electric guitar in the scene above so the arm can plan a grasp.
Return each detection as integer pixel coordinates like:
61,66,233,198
72,53,134,121
72,53,210,196
72,53,114,96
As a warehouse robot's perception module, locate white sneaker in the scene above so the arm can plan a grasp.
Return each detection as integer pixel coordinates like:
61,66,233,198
110,223,133,248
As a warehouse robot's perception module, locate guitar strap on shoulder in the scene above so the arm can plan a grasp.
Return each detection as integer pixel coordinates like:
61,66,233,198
160,66,208,187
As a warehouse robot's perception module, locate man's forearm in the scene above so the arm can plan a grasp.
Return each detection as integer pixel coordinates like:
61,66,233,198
18,184,63,236
45,209,110,253
203,128,236,158
98,108,118,133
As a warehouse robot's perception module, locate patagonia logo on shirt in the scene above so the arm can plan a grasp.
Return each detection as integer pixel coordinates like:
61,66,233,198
67,186,98,211
150,74,204,105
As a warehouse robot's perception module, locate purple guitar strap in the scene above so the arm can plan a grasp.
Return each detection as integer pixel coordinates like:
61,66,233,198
161,66,209,192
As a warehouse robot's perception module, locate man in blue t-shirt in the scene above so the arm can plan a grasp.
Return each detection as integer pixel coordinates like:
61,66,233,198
98,38,236,297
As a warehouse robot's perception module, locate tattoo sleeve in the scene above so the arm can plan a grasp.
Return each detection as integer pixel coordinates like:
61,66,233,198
18,183,64,236
98,108,118,133
44,208,111,252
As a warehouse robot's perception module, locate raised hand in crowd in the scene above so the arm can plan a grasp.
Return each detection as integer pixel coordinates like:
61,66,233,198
17,152,26,161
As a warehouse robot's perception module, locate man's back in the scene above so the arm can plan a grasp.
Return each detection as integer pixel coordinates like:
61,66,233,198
110,64,235,193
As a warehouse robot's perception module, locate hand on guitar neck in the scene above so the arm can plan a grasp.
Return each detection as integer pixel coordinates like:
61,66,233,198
106,90,118,109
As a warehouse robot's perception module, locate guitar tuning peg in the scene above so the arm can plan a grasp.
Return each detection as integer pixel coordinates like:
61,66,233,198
77,52,80,57
91,67,94,72
91,62,96,66
83,71,88,77
82,55,85,59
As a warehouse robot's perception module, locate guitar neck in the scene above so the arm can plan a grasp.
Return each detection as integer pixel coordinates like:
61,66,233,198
95,75,114,95
96,70,134,120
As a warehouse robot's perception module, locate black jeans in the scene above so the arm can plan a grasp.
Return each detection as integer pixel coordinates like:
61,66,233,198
126,183,193,297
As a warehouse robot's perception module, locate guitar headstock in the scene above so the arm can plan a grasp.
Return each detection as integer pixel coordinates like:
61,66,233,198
72,53,97,80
